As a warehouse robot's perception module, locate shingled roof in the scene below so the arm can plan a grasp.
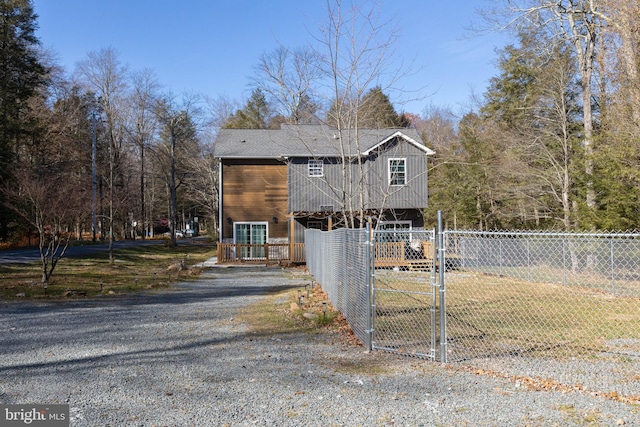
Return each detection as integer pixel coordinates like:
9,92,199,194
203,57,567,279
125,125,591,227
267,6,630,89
214,124,434,159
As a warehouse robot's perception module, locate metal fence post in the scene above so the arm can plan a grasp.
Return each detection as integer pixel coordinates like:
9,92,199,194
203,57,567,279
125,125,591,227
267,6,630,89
499,238,503,277
562,238,566,286
438,210,447,363
366,220,373,352
527,237,531,282
342,230,347,316
431,227,438,361
610,238,615,294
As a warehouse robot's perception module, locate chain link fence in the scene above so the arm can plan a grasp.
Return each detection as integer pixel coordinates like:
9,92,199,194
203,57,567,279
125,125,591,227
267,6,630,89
305,224,640,399
305,228,372,348
444,230,640,397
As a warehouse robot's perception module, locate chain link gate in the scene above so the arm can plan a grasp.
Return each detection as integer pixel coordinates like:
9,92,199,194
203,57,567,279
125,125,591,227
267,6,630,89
370,227,440,360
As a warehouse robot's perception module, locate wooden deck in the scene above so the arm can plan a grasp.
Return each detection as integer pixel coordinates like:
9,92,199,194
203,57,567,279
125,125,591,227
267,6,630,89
374,240,462,271
217,243,305,264
375,241,436,271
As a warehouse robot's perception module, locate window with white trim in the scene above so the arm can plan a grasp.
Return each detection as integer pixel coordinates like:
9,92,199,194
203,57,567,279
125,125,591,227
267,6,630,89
388,158,406,186
308,159,323,177
233,222,268,259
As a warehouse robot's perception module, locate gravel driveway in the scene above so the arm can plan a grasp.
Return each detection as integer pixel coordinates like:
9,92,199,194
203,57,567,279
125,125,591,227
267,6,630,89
1,266,637,426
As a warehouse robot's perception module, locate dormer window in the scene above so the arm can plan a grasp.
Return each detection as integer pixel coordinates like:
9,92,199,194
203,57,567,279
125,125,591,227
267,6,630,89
388,158,406,186
308,159,323,177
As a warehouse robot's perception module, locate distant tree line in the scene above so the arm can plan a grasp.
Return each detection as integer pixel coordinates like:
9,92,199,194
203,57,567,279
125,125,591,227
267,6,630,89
0,0,215,264
2,0,640,270
424,0,640,231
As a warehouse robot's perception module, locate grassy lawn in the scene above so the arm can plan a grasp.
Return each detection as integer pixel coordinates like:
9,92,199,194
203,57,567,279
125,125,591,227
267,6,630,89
444,271,640,359
465,264,640,297
373,268,640,360
0,241,217,300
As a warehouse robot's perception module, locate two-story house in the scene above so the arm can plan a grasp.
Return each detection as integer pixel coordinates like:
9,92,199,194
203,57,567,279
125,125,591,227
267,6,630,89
213,124,434,261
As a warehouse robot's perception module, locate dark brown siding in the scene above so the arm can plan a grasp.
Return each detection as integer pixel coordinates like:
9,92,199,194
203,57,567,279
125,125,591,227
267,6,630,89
221,160,289,240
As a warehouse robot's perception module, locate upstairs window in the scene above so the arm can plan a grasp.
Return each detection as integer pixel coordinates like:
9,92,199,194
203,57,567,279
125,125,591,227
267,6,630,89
388,158,406,186
308,159,323,177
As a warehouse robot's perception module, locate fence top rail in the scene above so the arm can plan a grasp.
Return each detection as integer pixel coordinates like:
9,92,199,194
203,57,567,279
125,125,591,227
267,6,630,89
218,243,303,246
376,229,434,236
445,230,640,239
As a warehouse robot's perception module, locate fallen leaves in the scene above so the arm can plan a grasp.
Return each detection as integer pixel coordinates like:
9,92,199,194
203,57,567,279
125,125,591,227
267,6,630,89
449,364,640,405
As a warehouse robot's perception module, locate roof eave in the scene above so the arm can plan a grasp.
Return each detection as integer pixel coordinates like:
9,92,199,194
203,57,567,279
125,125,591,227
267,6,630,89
217,155,284,160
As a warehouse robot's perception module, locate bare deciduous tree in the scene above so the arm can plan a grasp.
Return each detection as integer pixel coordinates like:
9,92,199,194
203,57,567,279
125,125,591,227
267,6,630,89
315,0,409,228
253,45,322,124
153,93,201,246
76,47,129,263
204,94,239,130
4,168,78,284
126,68,160,239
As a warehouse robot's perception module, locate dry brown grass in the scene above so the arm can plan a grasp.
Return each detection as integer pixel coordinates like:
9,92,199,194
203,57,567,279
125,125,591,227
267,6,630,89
374,268,640,359
0,243,217,300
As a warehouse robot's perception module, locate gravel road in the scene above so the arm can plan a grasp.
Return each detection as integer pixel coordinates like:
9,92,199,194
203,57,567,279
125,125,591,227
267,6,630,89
1,266,637,426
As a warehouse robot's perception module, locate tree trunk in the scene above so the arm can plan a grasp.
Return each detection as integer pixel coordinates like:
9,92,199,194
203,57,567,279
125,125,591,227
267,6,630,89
170,124,177,247
140,138,146,240
39,230,48,284
109,135,115,264
562,159,571,229
565,4,598,211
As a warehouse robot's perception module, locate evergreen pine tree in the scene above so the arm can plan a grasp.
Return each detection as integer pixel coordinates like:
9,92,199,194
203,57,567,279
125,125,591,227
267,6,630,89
0,0,47,240
223,89,273,129
358,87,403,128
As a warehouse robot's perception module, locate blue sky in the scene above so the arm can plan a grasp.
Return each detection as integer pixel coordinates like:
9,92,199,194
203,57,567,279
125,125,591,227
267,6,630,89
32,0,509,117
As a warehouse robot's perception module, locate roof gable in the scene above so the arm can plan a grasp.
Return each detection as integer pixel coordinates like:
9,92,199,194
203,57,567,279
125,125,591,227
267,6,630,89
361,131,435,156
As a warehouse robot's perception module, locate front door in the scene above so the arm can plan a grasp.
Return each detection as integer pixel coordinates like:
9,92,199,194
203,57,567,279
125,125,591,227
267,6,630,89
234,222,267,259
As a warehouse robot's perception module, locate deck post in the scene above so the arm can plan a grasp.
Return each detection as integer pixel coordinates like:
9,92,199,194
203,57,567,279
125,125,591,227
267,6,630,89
289,215,295,261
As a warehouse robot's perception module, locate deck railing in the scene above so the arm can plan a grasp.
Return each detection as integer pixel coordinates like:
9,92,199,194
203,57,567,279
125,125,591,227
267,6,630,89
374,241,406,266
218,241,428,266
217,243,305,263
